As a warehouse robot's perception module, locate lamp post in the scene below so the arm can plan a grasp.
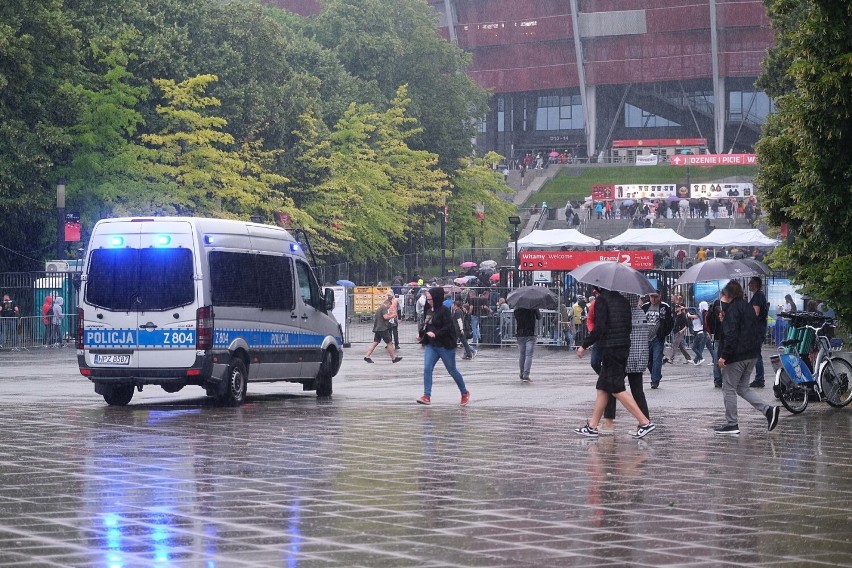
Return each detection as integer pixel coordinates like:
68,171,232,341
440,204,447,278
509,215,521,288
56,178,66,259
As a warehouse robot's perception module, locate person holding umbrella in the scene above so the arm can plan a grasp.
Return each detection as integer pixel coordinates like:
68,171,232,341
574,285,656,439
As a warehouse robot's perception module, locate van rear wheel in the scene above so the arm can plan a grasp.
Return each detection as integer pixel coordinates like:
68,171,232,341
218,359,247,406
103,384,134,406
316,350,333,397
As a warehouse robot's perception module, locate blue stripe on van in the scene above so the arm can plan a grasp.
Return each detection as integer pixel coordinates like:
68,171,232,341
212,329,325,349
85,328,340,350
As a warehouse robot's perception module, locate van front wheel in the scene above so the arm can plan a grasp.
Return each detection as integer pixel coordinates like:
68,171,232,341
316,350,334,397
103,384,134,406
218,359,247,406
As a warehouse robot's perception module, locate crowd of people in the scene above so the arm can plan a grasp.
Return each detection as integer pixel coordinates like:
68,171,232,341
0,293,65,349
576,195,763,227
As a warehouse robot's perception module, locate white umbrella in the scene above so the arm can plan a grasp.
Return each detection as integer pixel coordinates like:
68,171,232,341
569,261,656,295
675,258,757,285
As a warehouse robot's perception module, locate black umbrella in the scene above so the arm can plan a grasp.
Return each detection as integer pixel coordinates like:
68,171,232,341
506,286,558,310
569,261,656,295
675,258,756,285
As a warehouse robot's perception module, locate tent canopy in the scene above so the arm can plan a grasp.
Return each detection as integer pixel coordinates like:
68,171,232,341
516,229,600,248
691,229,779,248
603,228,693,247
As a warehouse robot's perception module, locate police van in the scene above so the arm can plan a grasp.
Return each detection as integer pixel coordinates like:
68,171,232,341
77,217,343,406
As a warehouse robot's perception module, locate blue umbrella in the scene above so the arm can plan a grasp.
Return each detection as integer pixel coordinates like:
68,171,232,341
336,279,356,287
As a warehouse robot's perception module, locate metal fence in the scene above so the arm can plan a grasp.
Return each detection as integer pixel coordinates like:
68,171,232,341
0,315,77,350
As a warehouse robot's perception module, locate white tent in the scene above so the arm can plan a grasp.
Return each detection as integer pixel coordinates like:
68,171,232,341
516,229,600,248
691,229,779,248
603,228,693,247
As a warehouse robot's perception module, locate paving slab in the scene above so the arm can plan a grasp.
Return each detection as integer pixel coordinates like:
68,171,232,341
0,346,850,566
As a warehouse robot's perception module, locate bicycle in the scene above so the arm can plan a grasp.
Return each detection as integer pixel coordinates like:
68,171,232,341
771,311,852,414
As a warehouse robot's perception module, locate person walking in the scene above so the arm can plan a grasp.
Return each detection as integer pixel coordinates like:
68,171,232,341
690,301,711,364
664,304,692,364
598,293,651,436
706,298,724,387
642,290,674,389
41,295,54,346
452,300,476,360
748,277,769,387
50,296,64,347
468,290,490,345
416,287,470,406
364,298,402,363
1,294,20,348
573,287,655,439
386,290,401,351
514,307,540,383
715,280,780,435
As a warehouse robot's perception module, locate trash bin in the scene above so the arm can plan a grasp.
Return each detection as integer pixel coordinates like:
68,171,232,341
548,207,557,220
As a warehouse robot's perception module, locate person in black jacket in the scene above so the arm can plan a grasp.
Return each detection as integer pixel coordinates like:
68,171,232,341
715,280,780,435
416,287,471,406
514,307,540,382
574,287,656,439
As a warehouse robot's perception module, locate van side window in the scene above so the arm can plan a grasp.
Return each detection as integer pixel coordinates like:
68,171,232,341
255,254,295,311
209,251,259,307
294,260,321,310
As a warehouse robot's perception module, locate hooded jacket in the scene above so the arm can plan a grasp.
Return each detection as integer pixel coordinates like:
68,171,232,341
51,297,64,325
41,296,54,325
419,287,457,349
719,297,762,363
582,289,632,350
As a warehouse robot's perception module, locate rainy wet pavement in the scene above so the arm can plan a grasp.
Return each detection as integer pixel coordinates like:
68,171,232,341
1,346,852,567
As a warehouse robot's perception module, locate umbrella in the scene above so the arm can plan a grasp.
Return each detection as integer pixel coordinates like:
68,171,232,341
622,199,635,206
480,260,498,269
675,258,756,285
569,261,655,295
548,151,560,157
336,279,356,287
407,281,418,286
507,286,558,310
442,284,463,294
454,276,475,285
489,273,500,282
738,258,771,276
460,261,478,268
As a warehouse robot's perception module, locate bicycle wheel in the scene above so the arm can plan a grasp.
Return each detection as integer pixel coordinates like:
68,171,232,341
820,357,852,408
778,370,809,414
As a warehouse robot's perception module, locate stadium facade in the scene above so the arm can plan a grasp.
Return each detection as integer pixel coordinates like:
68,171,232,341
268,0,775,162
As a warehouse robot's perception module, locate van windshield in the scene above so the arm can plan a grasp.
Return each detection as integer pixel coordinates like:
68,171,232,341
86,248,194,311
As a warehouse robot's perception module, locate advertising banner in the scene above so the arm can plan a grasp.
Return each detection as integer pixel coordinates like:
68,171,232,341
353,286,392,314
64,212,81,242
689,182,754,200
519,250,654,271
635,154,659,166
613,183,678,200
591,184,615,200
670,154,757,166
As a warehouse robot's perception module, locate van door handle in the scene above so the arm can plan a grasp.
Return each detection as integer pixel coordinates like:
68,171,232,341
301,314,309,321
290,312,299,320
139,322,158,330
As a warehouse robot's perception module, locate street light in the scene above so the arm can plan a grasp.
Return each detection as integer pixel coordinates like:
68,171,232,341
56,178,66,259
509,215,521,286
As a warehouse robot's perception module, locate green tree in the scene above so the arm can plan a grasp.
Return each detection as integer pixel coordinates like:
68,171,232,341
139,74,310,227
0,0,82,270
755,0,852,327
308,0,489,172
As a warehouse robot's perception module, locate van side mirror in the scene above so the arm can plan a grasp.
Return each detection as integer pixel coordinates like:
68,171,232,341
324,288,335,312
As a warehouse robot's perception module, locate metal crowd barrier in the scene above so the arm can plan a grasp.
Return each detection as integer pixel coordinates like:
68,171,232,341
0,315,77,351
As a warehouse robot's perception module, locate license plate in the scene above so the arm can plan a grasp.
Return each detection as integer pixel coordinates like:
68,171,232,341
94,354,131,365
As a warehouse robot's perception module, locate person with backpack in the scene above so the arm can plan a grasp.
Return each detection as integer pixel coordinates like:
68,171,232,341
715,280,780,435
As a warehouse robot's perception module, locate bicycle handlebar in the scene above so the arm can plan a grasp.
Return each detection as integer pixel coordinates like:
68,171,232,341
777,311,835,330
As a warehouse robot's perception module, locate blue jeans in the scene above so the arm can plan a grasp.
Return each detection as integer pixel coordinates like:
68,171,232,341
692,332,707,363
423,345,468,397
517,336,536,378
470,315,481,344
709,338,722,384
648,337,664,384
753,355,765,384
590,343,602,375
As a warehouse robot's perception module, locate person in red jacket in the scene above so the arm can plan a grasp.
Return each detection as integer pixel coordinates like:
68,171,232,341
41,295,54,346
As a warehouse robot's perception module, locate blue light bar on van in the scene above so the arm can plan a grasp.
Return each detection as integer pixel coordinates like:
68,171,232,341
110,237,124,247
204,235,214,245
154,235,171,246
290,243,301,253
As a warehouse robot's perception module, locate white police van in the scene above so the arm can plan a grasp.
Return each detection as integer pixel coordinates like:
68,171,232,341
77,217,343,406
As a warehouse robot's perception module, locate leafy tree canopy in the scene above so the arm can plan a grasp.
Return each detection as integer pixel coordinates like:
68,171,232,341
755,0,852,328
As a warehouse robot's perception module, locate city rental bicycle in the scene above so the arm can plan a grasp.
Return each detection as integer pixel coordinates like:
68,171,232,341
771,312,852,414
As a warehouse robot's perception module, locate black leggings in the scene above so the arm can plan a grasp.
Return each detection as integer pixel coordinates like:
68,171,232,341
604,372,649,421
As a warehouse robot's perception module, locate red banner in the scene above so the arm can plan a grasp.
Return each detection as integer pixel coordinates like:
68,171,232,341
64,212,81,242
591,184,615,201
519,250,654,271
669,154,757,166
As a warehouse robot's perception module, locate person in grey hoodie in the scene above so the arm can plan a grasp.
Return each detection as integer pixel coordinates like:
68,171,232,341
51,296,64,347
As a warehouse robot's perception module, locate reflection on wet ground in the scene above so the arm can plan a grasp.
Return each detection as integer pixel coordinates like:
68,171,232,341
1,395,852,567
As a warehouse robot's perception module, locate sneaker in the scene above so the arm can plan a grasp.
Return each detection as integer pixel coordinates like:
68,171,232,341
749,380,765,388
714,382,722,388
574,422,599,437
714,423,740,435
460,391,470,406
462,355,472,360
696,358,705,365
766,406,780,431
650,383,659,389
392,357,402,363
416,395,431,405
631,422,656,439
521,376,531,383
663,357,671,365
364,357,374,363
471,350,478,359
